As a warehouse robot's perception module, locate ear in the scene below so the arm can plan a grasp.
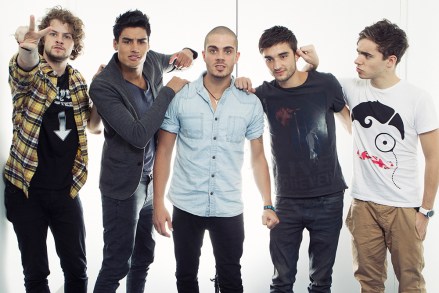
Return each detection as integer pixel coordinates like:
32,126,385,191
386,55,398,68
235,51,241,63
113,39,118,51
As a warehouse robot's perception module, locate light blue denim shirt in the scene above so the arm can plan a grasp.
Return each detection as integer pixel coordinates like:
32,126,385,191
161,73,264,217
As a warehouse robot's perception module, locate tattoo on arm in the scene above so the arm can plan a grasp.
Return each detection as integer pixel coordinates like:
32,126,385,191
256,136,263,144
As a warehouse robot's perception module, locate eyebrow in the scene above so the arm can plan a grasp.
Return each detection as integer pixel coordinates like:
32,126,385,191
121,37,148,42
357,49,373,57
264,51,289,59
50,29,73,37
207,45,235,51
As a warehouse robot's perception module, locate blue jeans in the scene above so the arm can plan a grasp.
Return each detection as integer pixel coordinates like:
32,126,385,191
93,180,155,293
4,179,87,293
172,207,244,293
270,191,344,293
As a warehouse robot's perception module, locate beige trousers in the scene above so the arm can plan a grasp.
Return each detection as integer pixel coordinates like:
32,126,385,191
346,199,426,293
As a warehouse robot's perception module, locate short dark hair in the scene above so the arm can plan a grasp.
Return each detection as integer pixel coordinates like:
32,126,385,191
38,6,85,60
113,10,151,41
258,25,297,54
358,19,408,65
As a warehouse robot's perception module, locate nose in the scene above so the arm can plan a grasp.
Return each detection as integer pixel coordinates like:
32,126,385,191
131,42,140,52
354,54,363,65
216,50,225,60
273,59,281,70
55,35,64,44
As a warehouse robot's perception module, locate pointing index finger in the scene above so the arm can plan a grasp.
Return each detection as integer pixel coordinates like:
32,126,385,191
29,15,35,32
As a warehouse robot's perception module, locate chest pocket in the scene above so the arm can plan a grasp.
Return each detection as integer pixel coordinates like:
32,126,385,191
180,114,203,139
227,116,246,143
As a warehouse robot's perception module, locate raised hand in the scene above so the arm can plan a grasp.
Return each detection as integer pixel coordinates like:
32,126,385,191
297,44,319,71
15,15,52,51
169,48,195,70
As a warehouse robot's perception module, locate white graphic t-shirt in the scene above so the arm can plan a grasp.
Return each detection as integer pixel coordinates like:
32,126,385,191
341,78,438,207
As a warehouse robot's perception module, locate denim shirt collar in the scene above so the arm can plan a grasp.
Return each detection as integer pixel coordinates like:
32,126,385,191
195,71,236,103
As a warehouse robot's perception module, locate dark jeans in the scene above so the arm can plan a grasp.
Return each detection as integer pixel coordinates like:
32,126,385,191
172,207,245,293
93,180,155,293
270,191,344,293
4,179,87,293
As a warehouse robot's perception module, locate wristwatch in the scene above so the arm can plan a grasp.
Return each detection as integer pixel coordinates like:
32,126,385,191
418,207,435,218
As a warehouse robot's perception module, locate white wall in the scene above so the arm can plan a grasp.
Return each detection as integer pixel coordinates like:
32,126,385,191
1,1,438,292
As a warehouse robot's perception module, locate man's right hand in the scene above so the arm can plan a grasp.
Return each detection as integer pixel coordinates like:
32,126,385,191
166,76,189,94
153,205,173,238
15,15,52,52
92,64,106,80
297,44,319,71
235,77,255,93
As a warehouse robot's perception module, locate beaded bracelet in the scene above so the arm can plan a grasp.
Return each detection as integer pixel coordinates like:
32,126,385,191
263,205,276,212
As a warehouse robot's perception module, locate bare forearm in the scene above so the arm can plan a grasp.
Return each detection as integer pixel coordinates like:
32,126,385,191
252,160,271,203
419,130,439,210
153,155,171,208
87,104,102,134
422,159,439,209
336,106,352,134
153,131,176,209
17,47,39,70
250,137,272,205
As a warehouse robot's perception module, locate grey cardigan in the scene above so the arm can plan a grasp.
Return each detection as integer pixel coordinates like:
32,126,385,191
90,51,176,199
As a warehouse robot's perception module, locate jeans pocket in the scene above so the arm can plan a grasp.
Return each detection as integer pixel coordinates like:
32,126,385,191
414,224,425,241
4,179,20,194
323,193,344,214
4,181,25,222
413,209,425,241
345,203,354,233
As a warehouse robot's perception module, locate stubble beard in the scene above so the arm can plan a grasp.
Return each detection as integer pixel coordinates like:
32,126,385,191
45,48,70,63
274,68,295,85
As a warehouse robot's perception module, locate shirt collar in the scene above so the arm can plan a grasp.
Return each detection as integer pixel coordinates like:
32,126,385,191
195,71,236,99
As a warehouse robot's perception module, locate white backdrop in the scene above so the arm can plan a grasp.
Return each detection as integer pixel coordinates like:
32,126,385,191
0,0,438,292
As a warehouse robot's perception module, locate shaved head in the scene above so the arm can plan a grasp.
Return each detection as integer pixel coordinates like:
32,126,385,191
204,26,238,49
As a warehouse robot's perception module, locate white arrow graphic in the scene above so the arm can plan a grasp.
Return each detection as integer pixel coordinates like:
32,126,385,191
54,111,72,141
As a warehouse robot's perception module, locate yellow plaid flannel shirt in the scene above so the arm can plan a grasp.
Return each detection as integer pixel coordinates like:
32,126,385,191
5,54,91,198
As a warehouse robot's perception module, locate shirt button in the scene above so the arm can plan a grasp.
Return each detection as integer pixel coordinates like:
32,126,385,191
211,174,215,177
215,117,218,121
213,137,217,140
137,162,142,166
210,192,214,195
212,156,216,159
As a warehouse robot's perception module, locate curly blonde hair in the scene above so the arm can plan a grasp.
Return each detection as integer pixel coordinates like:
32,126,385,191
38,6,85,60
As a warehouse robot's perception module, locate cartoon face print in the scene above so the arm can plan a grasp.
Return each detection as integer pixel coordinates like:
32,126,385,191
352,101,405,189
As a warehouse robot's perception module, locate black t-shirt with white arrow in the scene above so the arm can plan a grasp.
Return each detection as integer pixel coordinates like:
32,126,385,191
31,71,79,190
